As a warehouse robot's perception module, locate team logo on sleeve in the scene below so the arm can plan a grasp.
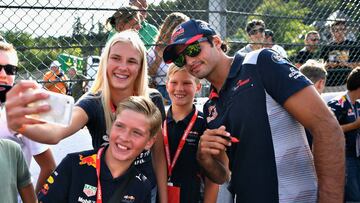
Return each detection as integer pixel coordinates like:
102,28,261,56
288,67,302,79
83,184,97,197
207,105,218,123
271,52,290,65
79,154,97,168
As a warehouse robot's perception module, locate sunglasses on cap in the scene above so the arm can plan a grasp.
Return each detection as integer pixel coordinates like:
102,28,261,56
248,28,265,35
173,37,208,67
0,64,17,75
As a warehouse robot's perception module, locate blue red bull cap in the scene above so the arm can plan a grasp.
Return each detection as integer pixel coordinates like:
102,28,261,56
163,19,217,64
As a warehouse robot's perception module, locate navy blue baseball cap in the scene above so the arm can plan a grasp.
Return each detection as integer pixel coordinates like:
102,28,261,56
163,19,217,64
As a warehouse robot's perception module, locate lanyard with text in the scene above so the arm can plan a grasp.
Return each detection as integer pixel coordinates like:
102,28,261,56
163,110,198,178
96,147,105,203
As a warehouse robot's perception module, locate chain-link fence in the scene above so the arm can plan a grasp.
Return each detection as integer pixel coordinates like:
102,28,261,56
1,0,359,99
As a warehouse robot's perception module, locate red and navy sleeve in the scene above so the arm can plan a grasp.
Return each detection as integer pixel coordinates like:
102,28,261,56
255,49,312,105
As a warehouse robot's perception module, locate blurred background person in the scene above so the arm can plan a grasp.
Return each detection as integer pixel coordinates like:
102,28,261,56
299,60,327,148
237,19,265,56
106,6,142,41
130,0,158,49
294,31,321,68
147,12,189,105
320,19,360,87
67,67,87,102
300,59,327,94
43,60,68,94
263,29,287,58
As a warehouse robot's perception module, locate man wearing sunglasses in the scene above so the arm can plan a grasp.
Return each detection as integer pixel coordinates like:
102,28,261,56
163,19,345,203
0,41,56,202
237,19,266,57
294,31,321,68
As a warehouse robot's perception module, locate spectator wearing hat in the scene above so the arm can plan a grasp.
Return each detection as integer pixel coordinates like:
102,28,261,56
43,60,68,94
294,31,321,68
237,19,265,56
264,29,287,58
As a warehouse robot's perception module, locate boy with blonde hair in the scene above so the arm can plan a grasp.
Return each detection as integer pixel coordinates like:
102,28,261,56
163,64,218,203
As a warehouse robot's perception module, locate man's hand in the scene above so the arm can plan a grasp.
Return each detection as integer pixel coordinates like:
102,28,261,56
197,125,233,184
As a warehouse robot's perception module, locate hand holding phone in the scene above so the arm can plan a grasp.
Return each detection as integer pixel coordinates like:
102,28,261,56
26,89,74,126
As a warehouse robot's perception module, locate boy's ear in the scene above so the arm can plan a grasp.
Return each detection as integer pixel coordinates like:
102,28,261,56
144,134,156,151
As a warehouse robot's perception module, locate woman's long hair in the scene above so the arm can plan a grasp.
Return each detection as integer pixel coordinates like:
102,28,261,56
90,30,149,131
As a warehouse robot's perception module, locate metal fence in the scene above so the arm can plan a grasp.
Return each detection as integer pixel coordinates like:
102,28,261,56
1,0,359,98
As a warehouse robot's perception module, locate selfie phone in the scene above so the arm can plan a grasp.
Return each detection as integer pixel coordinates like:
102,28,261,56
0,84,12,103
26,89,74,127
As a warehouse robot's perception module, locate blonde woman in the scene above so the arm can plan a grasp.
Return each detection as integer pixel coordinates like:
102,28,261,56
5,30,168,203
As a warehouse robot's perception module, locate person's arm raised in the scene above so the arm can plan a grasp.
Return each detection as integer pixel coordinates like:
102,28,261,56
283,85,345,203
6,80,88,144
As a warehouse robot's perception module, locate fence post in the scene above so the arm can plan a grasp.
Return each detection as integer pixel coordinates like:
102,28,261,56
208,0,227,38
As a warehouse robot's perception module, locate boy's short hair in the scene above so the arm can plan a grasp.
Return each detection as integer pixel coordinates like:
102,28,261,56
116,96,162,138
299,60,327,83
246,19,265,34
346,67,360,91
166,63,200,84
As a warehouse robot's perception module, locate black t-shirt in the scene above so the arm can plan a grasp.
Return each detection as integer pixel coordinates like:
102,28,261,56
320,40,360,86
38,148,152,203
293,47,319,65
165,106,206,203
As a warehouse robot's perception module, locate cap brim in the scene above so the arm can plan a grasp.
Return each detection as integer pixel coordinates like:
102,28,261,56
163,34,204,64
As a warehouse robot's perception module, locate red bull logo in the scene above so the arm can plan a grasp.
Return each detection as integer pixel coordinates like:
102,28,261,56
79,154,97,168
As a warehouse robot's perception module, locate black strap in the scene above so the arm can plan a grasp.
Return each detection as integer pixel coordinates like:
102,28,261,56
108,167,136,203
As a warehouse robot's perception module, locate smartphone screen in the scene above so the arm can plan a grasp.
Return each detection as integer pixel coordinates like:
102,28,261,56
0,84,12,103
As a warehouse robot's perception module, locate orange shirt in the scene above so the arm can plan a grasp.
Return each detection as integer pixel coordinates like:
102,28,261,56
43,70,68,94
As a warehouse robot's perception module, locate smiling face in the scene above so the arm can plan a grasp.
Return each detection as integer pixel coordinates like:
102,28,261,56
107,41,142,93
166,69,200,107
108,109,155,163
0,49,17,86
177,37,221,80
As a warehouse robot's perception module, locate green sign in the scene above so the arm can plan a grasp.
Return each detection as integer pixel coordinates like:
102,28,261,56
57,53,84,72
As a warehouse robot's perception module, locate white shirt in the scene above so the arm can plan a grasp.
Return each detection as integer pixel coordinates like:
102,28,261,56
147,46,169,86
0,107,48,166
